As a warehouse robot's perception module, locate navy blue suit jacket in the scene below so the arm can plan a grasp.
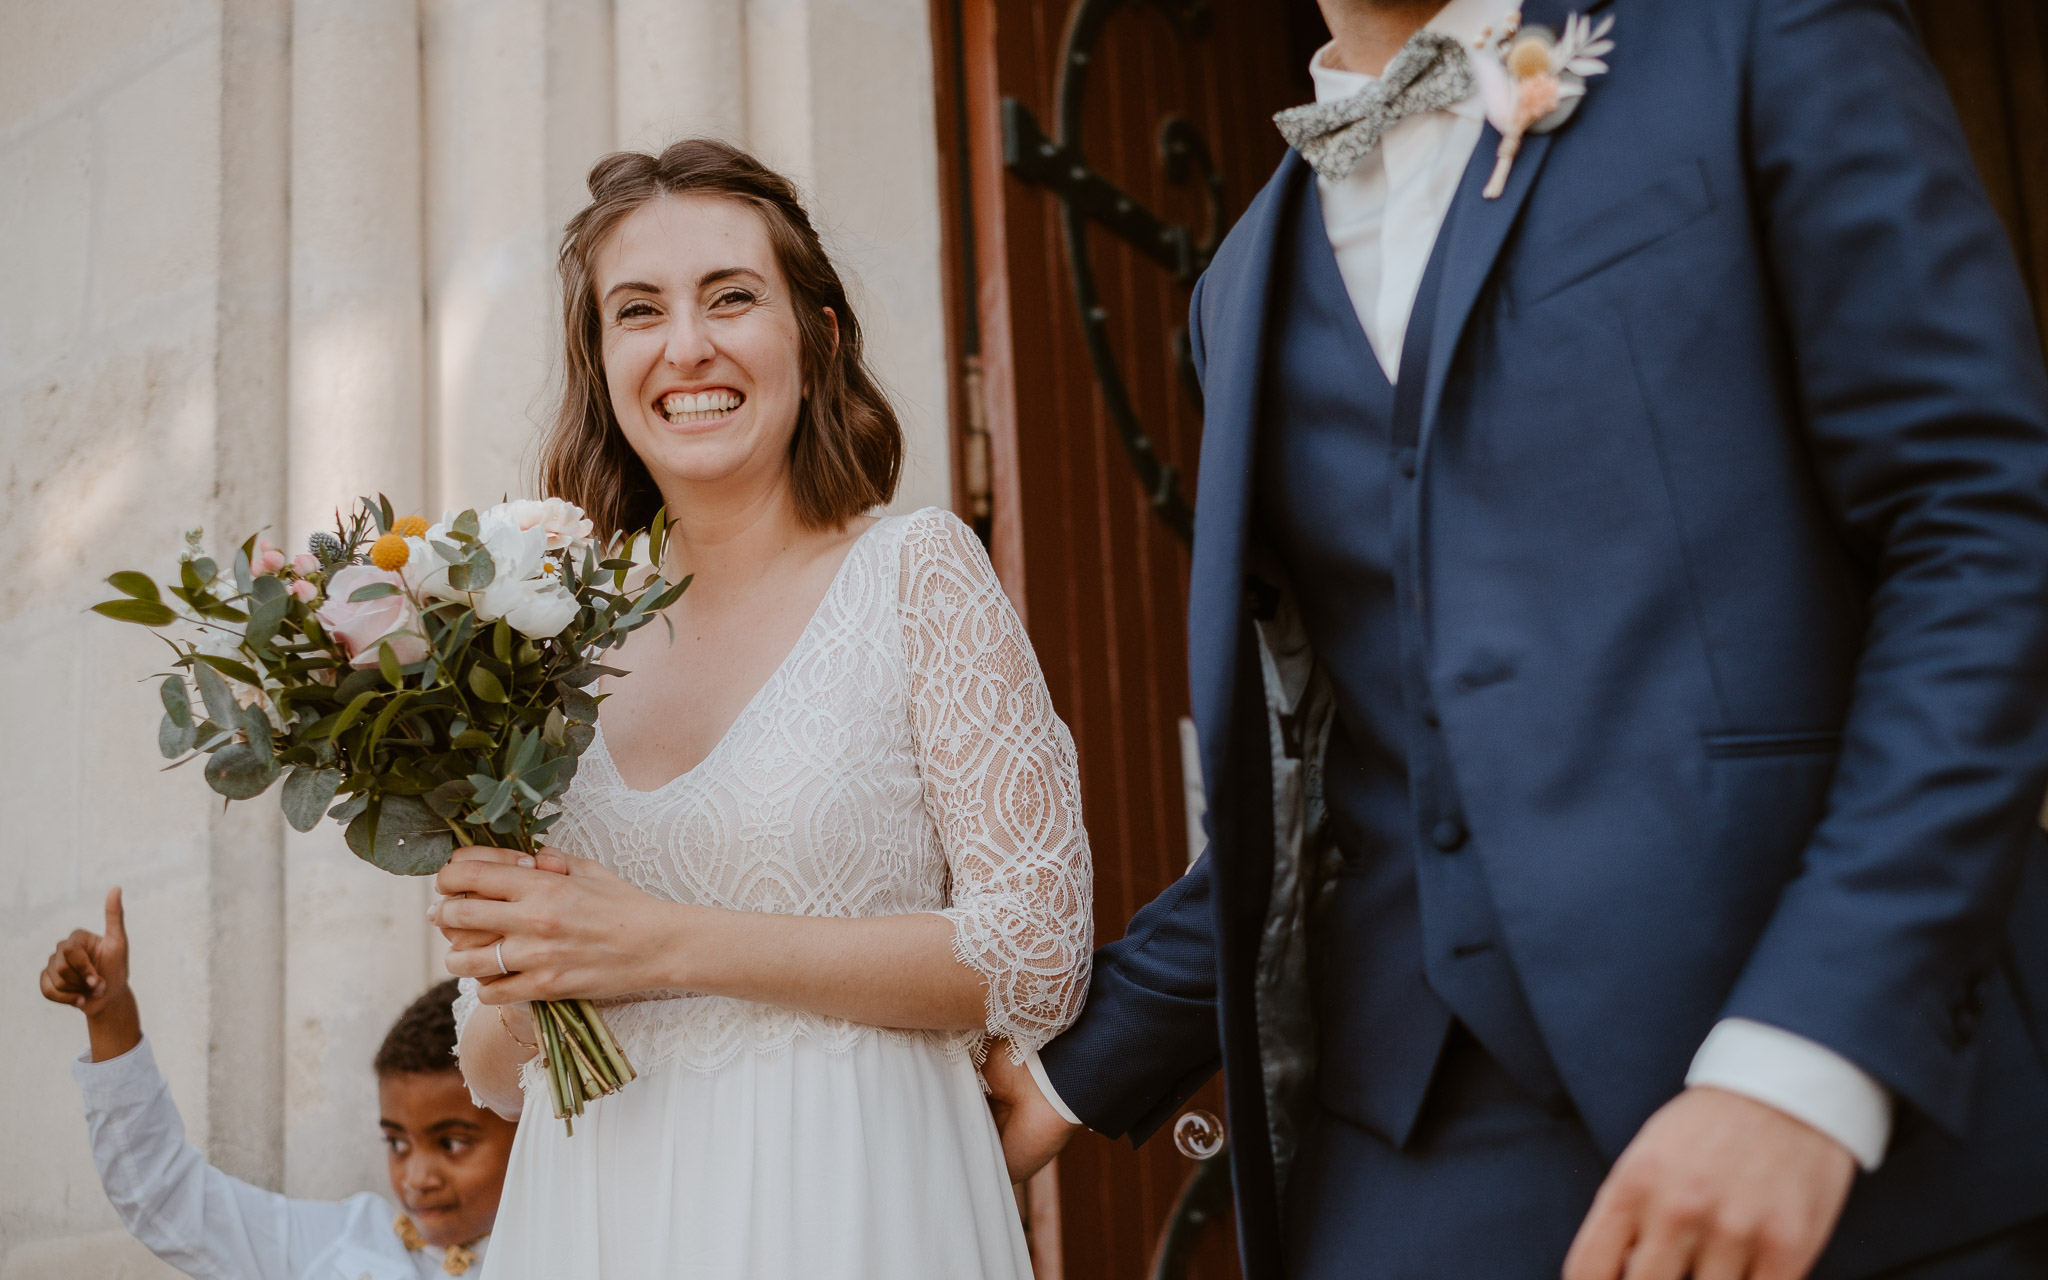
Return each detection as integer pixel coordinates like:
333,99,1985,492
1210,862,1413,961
1039,1,2048,1275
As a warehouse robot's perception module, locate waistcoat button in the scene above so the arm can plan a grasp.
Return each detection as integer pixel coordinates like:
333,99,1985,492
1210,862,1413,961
1431,820,1467,851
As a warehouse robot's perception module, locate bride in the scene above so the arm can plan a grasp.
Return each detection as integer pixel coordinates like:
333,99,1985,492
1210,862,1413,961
430,138,1093,1278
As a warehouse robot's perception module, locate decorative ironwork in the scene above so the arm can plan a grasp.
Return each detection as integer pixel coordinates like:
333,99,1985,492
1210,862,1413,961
1148,1139,1233,1280
1001,0,1225,546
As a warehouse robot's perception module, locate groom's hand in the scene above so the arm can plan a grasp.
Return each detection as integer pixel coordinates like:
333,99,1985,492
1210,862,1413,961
982,1042,1080,1183
1565,1086,1855,1280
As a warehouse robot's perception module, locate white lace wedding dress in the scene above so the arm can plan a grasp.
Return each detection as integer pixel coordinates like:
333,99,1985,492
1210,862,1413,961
453,508,1092,1279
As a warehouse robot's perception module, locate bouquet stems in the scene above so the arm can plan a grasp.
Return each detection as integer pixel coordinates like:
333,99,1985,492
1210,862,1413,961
472,831,638,1134
529,997,636,1135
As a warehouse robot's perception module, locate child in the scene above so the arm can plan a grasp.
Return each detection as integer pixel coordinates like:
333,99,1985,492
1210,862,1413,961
40,887,518,1278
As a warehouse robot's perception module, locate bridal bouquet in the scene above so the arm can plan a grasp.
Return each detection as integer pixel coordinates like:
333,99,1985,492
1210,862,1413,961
95,495,689,1131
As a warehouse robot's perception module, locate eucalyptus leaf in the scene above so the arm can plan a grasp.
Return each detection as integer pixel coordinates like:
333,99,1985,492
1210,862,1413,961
329,688,380,739
252,574,287,604
192,653,264,688
244,594,289,652
205,743,278,800
425,778,476,818
160,675,192,728
452,509,479,540
346,794,455,875
91,599,177,626
158,711,196,759
232,548,255,597
476,776,518,825
336,667,384,702
349,583,401,603
239,702,274,759
469,665,508,704
281,767,344,832
107,572,162,604
328,792,369,823
560,687,600,724
192,662,240,727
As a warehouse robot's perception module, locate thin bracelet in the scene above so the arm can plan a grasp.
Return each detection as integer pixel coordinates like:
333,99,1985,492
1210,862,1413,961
498,1005,538,1050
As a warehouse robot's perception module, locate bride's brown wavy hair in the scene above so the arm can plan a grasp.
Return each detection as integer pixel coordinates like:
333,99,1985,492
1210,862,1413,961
541,139,903,541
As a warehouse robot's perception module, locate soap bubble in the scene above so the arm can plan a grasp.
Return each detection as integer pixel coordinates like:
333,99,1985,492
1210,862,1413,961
1173,1108,1225,1160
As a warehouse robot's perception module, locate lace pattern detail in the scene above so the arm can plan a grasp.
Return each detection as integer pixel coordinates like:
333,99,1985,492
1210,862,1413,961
483,509,1091,1079
902,515,1094,1057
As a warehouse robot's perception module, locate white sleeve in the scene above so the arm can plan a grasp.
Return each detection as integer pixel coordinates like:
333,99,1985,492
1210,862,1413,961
1685,1017,1893,1171
900,510,1095,1060
1023,1049,1085,1127
71,1037,362,1278
451,977,497,1108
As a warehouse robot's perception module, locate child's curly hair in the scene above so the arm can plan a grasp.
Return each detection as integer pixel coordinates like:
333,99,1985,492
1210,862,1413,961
372,978,463,1077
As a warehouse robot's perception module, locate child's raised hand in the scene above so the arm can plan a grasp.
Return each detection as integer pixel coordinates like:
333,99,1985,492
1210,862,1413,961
39,886,132,1019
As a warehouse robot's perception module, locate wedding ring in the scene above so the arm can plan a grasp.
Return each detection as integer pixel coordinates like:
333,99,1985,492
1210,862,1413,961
494,941,510,976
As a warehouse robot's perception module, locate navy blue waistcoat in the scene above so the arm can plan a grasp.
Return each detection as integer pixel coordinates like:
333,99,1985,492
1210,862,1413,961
1254,176,1565,1144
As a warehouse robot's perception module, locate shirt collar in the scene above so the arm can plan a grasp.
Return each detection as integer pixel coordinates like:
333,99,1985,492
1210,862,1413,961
1308,0,1518,118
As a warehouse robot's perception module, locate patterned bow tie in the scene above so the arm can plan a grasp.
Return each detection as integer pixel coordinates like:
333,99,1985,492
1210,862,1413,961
1273,30,1476,181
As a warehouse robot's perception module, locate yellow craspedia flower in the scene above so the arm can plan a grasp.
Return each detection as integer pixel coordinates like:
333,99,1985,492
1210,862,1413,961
392,515,430,538
370,533,411,571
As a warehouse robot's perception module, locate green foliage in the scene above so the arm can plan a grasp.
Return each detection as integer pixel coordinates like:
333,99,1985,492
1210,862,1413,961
93,497,686,876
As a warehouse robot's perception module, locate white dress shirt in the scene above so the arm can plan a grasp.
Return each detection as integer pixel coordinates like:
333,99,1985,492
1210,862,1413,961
1029,0,1893,1175
72,1037,489,1279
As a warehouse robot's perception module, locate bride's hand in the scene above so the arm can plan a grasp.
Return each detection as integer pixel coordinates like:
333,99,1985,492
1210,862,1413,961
429,845,569,952
433,849,675,1004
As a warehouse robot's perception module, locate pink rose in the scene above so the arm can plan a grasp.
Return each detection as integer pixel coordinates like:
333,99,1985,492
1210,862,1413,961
254,538,287,576
288,579,318,603
292,553,320,577
315,565,429,669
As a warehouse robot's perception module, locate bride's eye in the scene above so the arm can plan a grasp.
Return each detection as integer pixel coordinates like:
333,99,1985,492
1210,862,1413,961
616,300,658,322
711,289,756,310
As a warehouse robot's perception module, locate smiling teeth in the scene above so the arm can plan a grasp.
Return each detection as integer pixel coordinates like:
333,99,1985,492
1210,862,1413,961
661,389,743,423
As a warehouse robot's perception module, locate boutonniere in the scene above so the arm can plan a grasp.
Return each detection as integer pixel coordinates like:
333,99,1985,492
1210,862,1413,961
1469,10,1614,198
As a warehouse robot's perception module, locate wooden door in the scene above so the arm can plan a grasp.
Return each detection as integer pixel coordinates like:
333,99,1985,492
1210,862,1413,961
1909,0,2048,357
929,0,1326,1276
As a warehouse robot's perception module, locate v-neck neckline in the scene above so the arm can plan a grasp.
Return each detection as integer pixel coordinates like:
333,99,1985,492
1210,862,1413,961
593,515,889,796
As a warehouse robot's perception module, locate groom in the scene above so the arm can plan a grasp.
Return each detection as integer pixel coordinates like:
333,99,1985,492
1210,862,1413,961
987,0,2048,1277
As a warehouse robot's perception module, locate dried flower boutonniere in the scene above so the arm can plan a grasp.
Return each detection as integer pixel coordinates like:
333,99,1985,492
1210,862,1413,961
1470,10,1614,198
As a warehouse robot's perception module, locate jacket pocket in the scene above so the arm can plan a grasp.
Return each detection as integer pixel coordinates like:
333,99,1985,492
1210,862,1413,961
1703,729,1843,759
1513,156,1717,308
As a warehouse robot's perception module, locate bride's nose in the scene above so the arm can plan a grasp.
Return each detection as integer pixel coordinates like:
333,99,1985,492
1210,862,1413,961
661,313,716,371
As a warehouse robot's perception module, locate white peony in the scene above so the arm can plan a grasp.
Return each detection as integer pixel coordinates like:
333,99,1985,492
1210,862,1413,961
498,497,596,553
497,575,581,639
410,508,581,639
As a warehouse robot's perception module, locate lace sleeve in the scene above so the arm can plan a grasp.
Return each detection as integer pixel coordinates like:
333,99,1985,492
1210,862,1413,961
900,510,1094,1059
450,978,493,1105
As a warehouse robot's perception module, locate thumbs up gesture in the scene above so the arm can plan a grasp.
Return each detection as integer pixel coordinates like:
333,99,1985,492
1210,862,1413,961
39,887,143,1061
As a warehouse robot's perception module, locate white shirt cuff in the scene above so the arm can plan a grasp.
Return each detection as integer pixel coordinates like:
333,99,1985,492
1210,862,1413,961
1685,1017,1892,1172
1024,1049,1084,1127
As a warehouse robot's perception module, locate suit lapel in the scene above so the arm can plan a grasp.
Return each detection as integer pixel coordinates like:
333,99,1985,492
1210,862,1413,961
1187,152,1307,801
1419,0,1605,442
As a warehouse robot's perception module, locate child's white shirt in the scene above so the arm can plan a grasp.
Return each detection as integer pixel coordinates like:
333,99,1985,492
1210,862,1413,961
72,1037,488,1280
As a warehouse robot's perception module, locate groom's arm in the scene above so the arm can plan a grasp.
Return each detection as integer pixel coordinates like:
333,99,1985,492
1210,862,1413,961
1036,848,1223,1144
1718,0,2048,1139
1572,2,2048,1276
